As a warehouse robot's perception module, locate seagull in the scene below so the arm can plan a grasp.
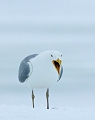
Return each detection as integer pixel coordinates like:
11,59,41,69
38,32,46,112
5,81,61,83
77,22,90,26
18,50,63,109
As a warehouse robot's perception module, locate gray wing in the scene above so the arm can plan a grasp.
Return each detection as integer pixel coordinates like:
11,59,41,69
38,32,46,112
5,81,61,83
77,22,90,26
18,54,38,83
57,65,63,82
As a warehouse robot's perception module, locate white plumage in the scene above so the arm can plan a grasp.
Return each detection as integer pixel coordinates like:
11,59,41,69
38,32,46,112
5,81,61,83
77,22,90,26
18,50,63,109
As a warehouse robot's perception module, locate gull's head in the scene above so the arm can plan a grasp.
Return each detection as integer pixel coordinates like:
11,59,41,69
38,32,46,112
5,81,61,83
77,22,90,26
41,50,63,74
38,50,62,74
32,50,63,76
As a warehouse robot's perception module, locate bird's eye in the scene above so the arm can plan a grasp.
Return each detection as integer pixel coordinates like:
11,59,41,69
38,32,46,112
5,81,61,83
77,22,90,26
51,55,53,57
61,55,62,57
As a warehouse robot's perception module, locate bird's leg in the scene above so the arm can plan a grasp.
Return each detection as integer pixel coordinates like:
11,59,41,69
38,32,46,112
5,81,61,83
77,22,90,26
32,90,35,108
46,88,49,109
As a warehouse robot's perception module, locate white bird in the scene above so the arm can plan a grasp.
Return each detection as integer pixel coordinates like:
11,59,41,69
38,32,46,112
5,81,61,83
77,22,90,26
18,50,63,109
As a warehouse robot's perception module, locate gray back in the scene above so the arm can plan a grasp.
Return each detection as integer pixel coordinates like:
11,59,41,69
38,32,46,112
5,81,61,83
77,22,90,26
18,54,38,83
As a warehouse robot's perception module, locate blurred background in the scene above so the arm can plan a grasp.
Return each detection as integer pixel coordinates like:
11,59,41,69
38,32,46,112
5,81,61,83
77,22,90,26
0,0,95,108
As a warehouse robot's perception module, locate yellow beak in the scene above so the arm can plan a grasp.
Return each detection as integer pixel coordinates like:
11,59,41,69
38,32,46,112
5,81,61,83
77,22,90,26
56,58,62,65
52,58,62,74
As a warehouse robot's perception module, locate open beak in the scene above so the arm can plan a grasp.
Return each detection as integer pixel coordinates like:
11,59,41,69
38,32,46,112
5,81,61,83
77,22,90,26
52,58,62,74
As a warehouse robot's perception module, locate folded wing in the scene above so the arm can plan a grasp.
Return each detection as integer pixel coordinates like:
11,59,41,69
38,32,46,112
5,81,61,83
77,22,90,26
18,54,38,83
57,65,63,82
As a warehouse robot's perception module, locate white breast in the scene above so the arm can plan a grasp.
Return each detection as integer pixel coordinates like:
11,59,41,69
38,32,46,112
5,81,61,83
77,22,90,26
25,56,58,89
